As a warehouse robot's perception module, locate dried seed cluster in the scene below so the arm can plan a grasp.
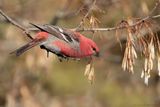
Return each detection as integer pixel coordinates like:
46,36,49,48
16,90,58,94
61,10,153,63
117,19,160,85
84,61,95,84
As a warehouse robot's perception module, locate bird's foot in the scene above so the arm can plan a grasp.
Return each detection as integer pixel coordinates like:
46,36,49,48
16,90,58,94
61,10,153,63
47,51,49,57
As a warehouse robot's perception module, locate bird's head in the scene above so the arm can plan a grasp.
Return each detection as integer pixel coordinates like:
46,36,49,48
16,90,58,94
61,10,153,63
88,39,100,57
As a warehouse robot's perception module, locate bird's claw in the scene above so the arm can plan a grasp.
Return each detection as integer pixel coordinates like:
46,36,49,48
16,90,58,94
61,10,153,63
47,51,49,57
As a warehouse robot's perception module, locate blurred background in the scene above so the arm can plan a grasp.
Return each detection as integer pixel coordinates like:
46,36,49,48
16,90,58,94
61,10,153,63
0,0,160,107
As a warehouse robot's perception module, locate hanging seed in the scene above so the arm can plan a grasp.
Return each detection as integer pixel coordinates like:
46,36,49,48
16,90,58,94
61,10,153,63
141,70,144,78
84,63,91,76
158,55,160,76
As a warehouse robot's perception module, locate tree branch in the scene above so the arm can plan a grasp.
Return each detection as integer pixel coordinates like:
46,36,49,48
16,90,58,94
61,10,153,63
0,0,160,35
75,14,160,32
75,0,160,32
0,9,33,39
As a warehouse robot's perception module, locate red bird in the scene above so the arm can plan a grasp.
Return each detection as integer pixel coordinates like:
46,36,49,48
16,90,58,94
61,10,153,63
11,23,99,60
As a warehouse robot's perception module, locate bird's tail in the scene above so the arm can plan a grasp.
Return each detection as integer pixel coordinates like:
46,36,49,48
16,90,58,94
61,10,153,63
10,39,42,56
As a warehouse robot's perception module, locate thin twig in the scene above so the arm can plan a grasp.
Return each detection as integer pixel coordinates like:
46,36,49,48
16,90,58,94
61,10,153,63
75,14,160,32
0,10,25,30
148,0,160,16
76,0,97,29
75,0,160,32
0,0,160,34
0,9,33,39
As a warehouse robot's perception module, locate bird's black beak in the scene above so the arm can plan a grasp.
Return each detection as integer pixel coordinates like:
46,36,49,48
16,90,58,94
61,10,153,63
95,52,100,57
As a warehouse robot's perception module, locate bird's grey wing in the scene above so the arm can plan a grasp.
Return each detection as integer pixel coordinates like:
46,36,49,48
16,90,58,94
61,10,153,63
43,24,80,50
30,23,80,51
48,25,80,42
30,23,79,43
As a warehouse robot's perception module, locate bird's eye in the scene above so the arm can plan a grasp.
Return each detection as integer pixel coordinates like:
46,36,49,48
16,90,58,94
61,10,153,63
92,47,99,57
92,47,96,51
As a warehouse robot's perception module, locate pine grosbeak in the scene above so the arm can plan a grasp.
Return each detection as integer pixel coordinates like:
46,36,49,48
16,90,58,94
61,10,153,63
11,23,99,60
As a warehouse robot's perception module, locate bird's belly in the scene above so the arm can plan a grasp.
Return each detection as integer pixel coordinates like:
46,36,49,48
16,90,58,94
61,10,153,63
53,41,95,58
40,40,93,59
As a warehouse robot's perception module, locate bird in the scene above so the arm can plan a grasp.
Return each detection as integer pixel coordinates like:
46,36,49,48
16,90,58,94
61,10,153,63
11,23,99,60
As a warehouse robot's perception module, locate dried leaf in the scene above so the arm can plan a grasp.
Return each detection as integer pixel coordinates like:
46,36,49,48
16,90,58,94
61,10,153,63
144,74,149,85
88,67,95,83
84,63,91,76
141,70,144,78
84,61,95,84
158,55,160,76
